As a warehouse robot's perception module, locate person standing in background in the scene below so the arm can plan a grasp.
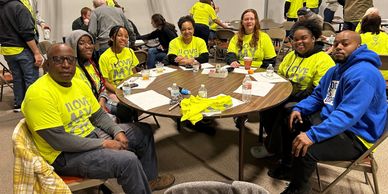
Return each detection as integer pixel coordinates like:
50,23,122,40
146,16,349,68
189,0,228,46
284,0,306,22
88,0,135,56
139,14,177,68
20,0,50,31
306,0,322,14
0,0,43,112
72,7,91,31
343,0,373,31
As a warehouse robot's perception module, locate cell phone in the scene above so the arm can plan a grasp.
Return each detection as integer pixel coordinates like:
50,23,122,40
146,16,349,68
185,65,193,69
226,67,235,72
130,83,138,88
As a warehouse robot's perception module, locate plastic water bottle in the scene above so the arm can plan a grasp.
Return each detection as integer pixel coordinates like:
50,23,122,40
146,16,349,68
266,64,274,77
122,82,131,96
242,75,252,102
328,35,335,45
171,83,180,102
198,84,207,98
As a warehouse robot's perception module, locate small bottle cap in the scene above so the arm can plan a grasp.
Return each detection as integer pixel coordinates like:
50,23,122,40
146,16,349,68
173,83,177,86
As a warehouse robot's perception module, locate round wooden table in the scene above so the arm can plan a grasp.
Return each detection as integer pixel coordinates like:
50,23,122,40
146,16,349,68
117,66,292,180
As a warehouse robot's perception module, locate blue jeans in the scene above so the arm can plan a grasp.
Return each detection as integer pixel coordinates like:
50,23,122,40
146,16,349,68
52,122,157,194
4,49,39,106
147,48,167,68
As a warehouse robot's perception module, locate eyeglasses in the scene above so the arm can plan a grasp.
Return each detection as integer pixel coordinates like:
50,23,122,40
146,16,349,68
49,56,77,64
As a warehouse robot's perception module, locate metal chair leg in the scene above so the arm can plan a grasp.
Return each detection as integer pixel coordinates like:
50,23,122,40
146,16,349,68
316,165,323,192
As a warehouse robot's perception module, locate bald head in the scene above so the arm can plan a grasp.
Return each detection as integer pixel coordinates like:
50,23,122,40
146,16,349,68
332,31,361,63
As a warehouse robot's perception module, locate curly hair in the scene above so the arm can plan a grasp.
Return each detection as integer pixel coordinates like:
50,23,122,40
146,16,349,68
291,19,322,40
177,15,195,30
237,9,261,51
360,13,381,34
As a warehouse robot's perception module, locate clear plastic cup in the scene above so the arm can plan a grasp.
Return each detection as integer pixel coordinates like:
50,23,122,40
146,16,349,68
244,57,252,70
156,63,164,73
141,69,150,80
193,63,200,72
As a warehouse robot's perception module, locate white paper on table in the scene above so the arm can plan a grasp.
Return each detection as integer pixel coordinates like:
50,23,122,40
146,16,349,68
179,66,193,71
202,94,245,116
125,90,171,110
201,63,214,69
149,66,177,77
232,67,257,74
233,81,275,97
117,77,156,89
250,72,288,83
134,40,145,45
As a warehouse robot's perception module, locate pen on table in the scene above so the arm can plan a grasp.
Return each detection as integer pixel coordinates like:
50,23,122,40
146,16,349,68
169,103,180,111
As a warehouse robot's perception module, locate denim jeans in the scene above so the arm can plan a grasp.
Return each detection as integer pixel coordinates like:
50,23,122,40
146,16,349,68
147,48,167,68
194,23,210,47
4,49,39,106
52,122,157,194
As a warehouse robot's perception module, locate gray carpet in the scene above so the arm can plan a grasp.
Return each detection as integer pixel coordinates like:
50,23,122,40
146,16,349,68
1,86,387,194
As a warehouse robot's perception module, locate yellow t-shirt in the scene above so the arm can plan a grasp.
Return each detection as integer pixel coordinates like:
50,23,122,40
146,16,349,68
0,46,24,55
106,0,115,7
306,0,319,8
74,64,102,91
168,36,208,58
286,0,306,19
278,51,335,93
361,32,388,79
21,74,101,164
99,47,139,87
227,32,277,68
189,2,217,26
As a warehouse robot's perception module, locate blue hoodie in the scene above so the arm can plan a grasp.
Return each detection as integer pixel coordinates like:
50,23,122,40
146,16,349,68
293,45,387,143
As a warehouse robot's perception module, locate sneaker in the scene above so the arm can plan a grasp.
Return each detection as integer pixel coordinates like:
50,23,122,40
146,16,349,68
13,105,21,113
268,164,292,181
149,174,175,191
250,145,275,158
280,183,311,194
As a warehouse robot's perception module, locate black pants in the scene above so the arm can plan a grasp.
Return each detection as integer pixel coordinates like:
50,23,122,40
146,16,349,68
290,131,367,190
194,23,210,46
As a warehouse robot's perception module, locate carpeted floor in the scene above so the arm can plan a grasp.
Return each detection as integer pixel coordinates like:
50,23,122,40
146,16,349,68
1,85,387,194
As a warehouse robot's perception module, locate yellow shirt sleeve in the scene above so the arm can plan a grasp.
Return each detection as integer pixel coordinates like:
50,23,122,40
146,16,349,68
260,32,277,60
196,37,209,55
168,37,180,56
227,34,239,55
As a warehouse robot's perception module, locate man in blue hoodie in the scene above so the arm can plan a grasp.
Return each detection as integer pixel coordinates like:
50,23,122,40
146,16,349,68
281,30,387,194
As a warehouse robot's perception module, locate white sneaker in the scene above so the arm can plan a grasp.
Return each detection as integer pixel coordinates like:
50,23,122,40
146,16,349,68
250,145,275,158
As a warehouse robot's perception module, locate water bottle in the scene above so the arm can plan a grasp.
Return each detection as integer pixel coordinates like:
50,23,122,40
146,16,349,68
122,82,131,96
171,83,180,102
242,75,252,102
266,64,274,77
198,84,207,98
328,35,335,45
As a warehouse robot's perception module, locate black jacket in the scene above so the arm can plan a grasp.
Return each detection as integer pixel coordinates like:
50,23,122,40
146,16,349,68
72,17,88,31
0,0,36,48
139,25,177,52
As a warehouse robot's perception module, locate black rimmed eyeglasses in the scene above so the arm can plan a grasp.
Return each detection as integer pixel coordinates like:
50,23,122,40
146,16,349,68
49,56,77,64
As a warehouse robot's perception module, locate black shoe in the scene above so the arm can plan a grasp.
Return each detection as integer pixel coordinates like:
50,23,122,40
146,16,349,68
280,183,311,194
268,164,292,181
13,105,21,113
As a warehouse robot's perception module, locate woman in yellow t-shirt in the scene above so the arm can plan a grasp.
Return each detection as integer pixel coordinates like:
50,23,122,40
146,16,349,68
226,9,277,68
167,15,209,66
189,0,228,45
359,13,388,80
99,26,139,120
251,20,335,175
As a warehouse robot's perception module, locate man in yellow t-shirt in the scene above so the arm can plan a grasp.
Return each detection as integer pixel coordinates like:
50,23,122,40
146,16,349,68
285,0,306,21
22,43,174,193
